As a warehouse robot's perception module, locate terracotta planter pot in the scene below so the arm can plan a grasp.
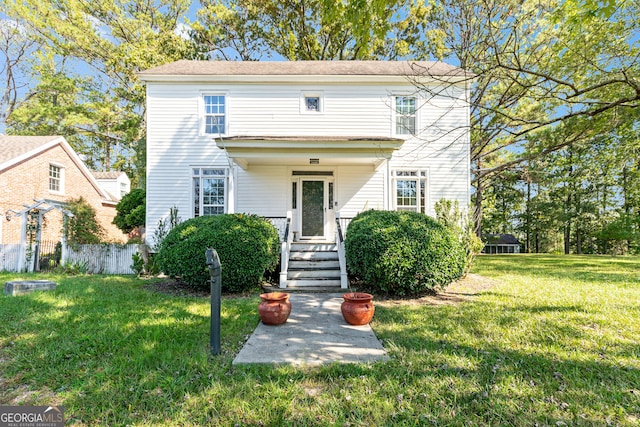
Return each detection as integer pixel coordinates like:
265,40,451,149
258,292,292,325
341,292,375,325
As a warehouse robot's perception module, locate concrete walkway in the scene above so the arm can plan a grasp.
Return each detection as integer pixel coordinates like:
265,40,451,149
233,293,389,366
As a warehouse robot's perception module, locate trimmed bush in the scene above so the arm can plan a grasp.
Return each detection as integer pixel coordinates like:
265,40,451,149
156,214,280,292
345,210,465,296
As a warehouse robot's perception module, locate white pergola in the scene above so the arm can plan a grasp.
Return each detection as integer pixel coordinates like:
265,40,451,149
4,199,74,272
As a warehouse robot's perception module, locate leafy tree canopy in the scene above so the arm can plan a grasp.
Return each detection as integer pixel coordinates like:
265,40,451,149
113,188,146,234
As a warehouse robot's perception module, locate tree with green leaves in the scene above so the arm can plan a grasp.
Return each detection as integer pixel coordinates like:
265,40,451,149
113,188,146,234
191,0,442,60
63,197,105,245
3,0,203,185
411,0,640,236
0,16,40,130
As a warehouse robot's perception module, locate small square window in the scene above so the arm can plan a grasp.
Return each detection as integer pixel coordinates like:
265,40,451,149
301,93,323,114
305,97,320,112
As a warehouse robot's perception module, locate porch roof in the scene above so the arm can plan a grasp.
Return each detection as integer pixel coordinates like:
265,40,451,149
215,136,404,169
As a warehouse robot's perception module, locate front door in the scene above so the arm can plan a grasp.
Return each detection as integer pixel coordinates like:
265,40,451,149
301,180,325,238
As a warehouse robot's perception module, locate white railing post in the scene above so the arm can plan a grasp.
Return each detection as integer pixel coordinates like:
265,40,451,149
335,212,348,289
279,211,293,288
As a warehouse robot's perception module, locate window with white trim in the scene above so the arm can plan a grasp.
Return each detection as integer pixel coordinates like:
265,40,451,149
393,170,428,213
203,95,226,135
301,92,323,113
192,168,228,217
49,164,63,193
394,96,416,135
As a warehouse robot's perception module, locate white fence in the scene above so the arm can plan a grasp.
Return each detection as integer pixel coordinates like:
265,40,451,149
0,243,139,275
0,244,21,272
66,244,138,275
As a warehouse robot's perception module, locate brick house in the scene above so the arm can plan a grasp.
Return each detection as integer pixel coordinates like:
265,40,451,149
0,135,128,246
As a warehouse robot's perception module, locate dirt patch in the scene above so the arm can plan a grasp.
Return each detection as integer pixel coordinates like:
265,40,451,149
375,273,500,307
0,374,61,406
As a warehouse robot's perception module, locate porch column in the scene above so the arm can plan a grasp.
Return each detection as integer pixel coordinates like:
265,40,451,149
17,211,27,272
384,160,391,210
227,166,236,213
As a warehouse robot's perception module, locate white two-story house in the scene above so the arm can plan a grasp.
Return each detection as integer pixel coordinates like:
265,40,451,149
138,60,471,289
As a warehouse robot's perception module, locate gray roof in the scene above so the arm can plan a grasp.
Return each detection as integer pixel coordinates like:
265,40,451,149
0,135,62,165
483,234,522,245
138,60,469,78
92,171,125,180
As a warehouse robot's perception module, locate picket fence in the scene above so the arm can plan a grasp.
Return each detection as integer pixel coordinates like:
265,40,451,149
0,243,139,275
66,244,139,275
0,244,21,273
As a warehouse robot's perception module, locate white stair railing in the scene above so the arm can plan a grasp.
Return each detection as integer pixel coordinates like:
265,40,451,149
335,212,348,289
279,211,293,288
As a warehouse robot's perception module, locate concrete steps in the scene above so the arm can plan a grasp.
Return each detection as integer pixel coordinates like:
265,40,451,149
286,242,342,289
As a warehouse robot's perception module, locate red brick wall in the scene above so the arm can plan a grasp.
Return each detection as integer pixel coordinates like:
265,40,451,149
0,144,127,245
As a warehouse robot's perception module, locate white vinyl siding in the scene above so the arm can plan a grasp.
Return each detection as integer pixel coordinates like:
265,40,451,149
144,80,470,244
336,166,385,216
236,166,288,216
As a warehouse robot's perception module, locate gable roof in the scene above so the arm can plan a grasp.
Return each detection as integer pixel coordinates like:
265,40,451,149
0,135,114,202
138,60,472,83
0,135,65,166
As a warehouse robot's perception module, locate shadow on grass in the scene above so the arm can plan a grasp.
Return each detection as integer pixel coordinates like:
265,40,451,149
0,275,259,425
1,270,639,426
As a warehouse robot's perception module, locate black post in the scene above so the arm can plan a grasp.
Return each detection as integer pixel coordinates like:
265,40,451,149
206,248,221,355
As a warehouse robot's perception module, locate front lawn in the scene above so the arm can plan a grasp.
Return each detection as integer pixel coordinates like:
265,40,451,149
1,255,638,426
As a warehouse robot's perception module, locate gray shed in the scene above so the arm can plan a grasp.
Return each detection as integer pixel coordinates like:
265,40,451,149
482,234,522,254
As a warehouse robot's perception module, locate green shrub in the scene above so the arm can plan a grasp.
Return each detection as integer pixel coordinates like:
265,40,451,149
156,214,280,292
345,210,465,296
435,199,485,277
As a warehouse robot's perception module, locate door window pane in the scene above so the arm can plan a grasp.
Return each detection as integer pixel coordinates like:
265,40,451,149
302,181,324,236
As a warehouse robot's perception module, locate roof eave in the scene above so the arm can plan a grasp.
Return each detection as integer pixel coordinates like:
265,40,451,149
137,73,472,85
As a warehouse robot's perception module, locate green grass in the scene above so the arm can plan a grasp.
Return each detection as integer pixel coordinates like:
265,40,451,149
1,255,639,426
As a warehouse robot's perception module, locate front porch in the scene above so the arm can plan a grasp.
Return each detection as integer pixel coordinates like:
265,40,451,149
266,214,353,290
219,135,399,291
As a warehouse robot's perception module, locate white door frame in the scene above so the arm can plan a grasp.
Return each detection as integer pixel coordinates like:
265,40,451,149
292,174,335,241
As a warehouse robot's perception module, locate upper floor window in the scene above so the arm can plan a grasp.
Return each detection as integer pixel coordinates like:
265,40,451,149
193,168,228,217
49,164,63,193
393,170,427,213
301,92,323,113
203,95,226,135
395,96,416,135
305,96,320,112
